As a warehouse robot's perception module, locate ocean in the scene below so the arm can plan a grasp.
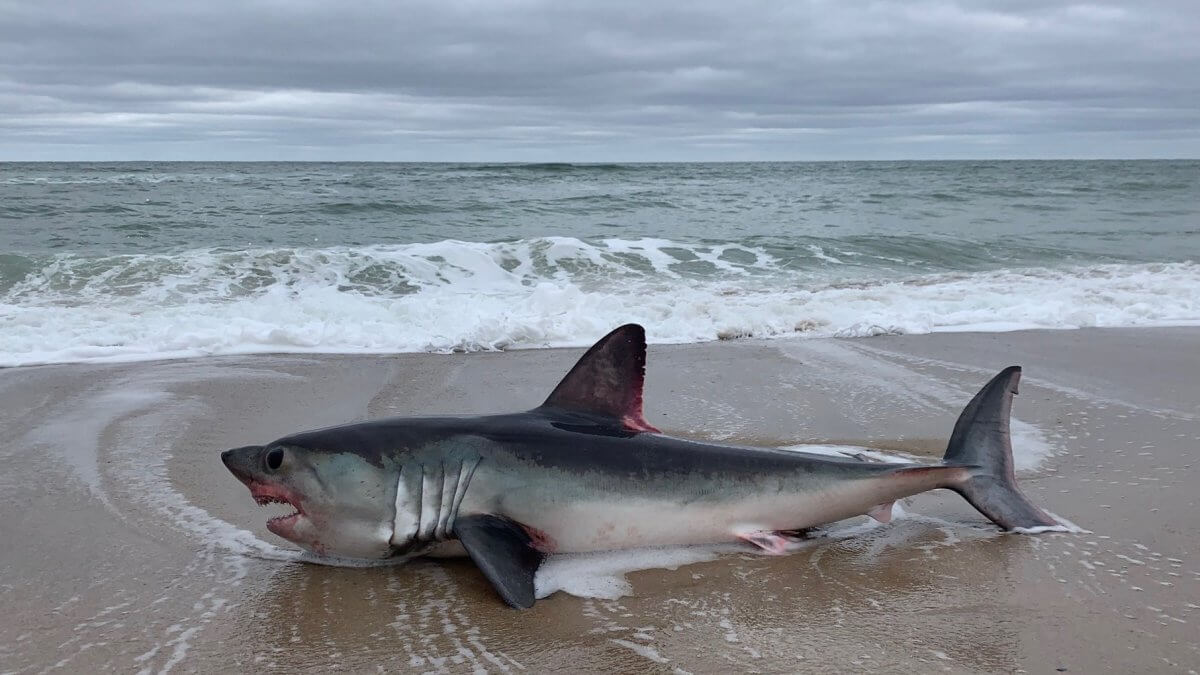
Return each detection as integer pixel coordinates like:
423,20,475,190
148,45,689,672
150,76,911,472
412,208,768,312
2,160,1198,367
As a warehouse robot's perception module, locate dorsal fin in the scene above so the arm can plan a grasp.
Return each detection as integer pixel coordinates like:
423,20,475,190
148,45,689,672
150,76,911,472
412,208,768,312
541,324,659,433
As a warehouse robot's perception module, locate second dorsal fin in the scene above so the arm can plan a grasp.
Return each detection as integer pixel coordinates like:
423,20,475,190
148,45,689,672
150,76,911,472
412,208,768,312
540,324,659,433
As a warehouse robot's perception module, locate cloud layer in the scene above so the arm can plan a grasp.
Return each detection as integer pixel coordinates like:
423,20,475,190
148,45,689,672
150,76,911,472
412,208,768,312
2,0,1198,160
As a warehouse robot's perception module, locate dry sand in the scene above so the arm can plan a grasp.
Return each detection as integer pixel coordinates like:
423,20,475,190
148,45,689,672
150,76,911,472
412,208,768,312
1,327,1198,673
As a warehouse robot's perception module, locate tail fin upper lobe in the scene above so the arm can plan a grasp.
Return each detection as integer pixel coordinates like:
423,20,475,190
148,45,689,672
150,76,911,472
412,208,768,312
944,366,1059,531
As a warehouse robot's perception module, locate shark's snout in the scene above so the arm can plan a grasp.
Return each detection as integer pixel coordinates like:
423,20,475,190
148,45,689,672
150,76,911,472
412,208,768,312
221,445,262,484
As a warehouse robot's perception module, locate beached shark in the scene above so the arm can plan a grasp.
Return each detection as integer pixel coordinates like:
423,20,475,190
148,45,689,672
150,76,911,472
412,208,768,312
222,324,1060,608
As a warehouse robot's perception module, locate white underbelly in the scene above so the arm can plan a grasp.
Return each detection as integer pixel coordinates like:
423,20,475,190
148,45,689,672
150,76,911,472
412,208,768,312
504,489,883,553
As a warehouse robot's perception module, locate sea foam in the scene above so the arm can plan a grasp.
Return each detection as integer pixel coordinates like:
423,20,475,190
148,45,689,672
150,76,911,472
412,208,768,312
2,238,1198,366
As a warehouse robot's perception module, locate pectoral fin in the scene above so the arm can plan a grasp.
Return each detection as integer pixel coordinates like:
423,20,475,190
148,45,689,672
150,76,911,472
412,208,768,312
453,515,545,609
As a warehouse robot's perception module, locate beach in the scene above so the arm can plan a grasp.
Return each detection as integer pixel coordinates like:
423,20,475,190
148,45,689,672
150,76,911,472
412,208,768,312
5,0,1200,669
2,326,1197,673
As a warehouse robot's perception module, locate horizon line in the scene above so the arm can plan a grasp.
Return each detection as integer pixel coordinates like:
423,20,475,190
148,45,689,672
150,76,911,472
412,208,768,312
2,157,1197,164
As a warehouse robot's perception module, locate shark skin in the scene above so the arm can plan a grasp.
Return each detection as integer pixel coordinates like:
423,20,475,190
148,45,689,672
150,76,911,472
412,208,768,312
222,324,1060,609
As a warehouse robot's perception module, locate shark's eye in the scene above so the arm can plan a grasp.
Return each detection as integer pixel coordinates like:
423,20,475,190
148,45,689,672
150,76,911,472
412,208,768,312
265,447,284,471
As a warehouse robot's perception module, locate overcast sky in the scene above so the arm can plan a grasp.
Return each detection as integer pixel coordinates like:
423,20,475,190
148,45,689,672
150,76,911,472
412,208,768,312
2,0,1198,161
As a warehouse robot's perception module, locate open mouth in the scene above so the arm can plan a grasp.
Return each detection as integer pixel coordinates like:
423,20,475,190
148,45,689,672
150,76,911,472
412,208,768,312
248,482,304,534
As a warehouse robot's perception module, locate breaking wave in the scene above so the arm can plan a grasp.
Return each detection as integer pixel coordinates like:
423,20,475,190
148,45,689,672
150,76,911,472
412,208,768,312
2,237,1199,367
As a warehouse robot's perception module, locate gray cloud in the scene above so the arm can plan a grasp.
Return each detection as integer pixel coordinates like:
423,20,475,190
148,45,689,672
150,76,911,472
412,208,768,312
1,0,1198,160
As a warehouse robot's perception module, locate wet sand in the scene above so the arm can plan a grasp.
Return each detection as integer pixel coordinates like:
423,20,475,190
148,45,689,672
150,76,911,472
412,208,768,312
2,327,1198,673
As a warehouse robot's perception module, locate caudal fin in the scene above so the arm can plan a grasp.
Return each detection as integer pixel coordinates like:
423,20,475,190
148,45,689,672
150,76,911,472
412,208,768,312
943,367,1059,531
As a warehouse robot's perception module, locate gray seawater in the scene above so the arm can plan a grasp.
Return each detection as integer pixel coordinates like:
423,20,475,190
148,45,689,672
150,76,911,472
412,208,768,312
1,161,1198,365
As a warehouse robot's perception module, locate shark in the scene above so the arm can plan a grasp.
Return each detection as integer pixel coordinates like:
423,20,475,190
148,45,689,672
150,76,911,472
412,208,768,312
222,324,1060,608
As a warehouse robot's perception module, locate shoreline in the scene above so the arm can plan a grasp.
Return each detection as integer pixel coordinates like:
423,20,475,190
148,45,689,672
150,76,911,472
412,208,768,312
1,320,1197,368
2,325,1198,672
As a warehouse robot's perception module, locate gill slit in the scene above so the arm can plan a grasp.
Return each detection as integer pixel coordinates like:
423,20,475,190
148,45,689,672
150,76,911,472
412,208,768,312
418,462,445,542
411,464,424,540
434,461,459,539
389,465,405,550
428,461,446,540
451,454,480,523
449,457,480,529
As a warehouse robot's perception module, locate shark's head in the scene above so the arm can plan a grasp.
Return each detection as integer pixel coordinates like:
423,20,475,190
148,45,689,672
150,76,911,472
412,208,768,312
221,443,397,558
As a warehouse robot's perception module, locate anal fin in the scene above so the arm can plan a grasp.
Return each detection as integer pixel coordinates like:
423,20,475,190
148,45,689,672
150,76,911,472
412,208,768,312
454,515,545,609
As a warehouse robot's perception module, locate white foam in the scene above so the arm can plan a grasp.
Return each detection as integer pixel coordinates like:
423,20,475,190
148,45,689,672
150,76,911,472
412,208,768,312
1009,420,1054,471
534,545,735,600
1011,511,1090,535
608,639,671,665
2,239,1199,366
22,388,165,512
1010,525,1073,534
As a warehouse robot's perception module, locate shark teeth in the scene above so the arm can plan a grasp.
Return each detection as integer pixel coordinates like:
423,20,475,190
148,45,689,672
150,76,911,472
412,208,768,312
254,496,299,524
248,483,302,524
